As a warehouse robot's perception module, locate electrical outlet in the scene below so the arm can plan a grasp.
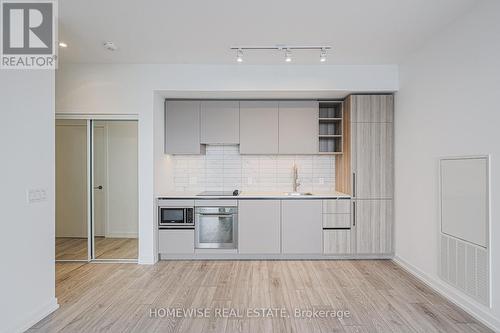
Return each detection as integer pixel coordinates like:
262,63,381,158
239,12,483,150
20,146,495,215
27,188,48,204
318,178,325,185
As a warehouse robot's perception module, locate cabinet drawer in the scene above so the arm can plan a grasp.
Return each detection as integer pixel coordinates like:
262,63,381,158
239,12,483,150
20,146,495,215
158,229,195,254
323,200,351,214
323,230,351,254
323,214,351,228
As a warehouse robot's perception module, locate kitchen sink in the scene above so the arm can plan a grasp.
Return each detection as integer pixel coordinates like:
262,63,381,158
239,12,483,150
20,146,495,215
284,192,313,196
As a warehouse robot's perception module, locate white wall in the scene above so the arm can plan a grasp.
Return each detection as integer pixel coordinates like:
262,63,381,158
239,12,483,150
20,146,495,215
56,64,398,264
0,71,57,332
394,0,500,330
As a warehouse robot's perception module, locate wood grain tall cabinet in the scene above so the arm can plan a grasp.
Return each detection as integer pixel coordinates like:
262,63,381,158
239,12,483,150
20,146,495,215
336,95,394,255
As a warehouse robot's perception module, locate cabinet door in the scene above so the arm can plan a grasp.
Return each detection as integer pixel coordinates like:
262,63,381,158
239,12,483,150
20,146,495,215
324,230,351,254
352,122,393,199
158,229,195,254
278,101,319,154
354,199,393,254
350,95,393,123
238,200,281,254
282,200,322,254
200,101,240,144
165,100,202,154
239,101,279,154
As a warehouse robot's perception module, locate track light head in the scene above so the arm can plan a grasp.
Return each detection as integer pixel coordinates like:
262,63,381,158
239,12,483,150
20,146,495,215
320,48,327,62
285,49,292,62
236,49,243,63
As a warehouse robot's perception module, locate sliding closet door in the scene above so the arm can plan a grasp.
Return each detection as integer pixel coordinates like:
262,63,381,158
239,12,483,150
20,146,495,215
55,120,89,260
92,120,138,260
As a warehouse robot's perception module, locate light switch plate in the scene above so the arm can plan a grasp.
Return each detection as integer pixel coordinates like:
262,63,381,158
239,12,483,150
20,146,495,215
27,188,48,203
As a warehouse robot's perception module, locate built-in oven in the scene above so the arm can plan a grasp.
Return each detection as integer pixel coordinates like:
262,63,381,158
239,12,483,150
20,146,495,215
158,205,194,229
195,207,238,249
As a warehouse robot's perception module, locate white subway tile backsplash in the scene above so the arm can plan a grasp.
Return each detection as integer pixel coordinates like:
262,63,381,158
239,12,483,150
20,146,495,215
172,145,335,193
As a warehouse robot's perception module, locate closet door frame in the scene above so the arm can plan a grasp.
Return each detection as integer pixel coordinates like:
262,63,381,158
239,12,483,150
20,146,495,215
55,113,139,263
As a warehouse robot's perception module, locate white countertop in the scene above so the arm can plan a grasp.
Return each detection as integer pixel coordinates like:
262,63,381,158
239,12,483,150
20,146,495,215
157,191,351,199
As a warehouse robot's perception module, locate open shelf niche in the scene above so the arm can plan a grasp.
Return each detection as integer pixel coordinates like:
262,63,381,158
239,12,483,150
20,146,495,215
318,101,344,154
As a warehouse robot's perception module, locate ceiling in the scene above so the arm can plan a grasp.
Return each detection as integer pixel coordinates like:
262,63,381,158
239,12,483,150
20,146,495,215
58,0,476,65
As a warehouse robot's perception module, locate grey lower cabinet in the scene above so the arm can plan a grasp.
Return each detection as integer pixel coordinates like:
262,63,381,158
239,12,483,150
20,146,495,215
281,200,322,254
200,100,240,144
239,101,279,154
354,199,393,255
165,100,203,154
158,229,195,254
278,101,319,154
238,200,281,254
323,230,351,254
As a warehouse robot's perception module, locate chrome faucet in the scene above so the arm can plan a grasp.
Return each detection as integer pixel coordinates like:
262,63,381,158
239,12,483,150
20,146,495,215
292,163,301,192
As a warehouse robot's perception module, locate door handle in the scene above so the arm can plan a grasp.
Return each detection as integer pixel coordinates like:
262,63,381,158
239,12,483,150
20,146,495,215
352,201,356,227
352,172,356,197
94,185,103,190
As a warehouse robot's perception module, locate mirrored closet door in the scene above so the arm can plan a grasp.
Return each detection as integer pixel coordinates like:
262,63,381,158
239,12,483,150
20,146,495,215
55,119,138,262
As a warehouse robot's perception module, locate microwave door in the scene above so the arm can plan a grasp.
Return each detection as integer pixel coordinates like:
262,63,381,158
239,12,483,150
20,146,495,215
160,208,185,225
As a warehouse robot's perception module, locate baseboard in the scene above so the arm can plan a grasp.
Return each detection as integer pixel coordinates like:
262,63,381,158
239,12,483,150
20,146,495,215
393,256,500,332
2,297,59,333
105,232,138,238
139,255,156,265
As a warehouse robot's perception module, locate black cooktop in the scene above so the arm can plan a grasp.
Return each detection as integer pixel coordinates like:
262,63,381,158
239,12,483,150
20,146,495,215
197,190,239,196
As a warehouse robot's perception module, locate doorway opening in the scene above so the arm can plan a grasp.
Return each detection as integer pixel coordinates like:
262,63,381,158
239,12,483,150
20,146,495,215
55,119,138,262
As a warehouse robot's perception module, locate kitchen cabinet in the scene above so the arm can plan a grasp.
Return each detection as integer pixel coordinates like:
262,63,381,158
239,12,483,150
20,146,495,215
238,200,281,254
158,229,195,254
278,101,319,154
200,100,240,144
323,230,351,254
239,101,279,154
165,100,204,154
282,200,322,254
350,95,393,123
351,122,393,198
354,199,393,254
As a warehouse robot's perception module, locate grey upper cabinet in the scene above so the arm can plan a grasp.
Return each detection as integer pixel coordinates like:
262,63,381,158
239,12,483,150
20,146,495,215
165,100,203,154
200,101,240,144
278,101,319,154
239,101,279,154
282,199,322,254
354,199,393,255
350,95,393,123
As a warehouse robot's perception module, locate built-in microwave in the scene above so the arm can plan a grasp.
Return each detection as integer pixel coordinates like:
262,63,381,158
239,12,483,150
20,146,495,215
158,207,194,229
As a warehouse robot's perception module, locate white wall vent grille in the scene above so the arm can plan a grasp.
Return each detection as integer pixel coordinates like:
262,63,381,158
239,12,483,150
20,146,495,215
440,234,490,306
439,156,490,307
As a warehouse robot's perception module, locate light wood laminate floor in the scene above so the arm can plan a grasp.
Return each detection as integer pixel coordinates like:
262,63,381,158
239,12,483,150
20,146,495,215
56,237,138,260
29,260,491,333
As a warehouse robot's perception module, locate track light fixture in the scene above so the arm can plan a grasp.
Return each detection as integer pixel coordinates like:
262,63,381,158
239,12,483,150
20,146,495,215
230,45,331,63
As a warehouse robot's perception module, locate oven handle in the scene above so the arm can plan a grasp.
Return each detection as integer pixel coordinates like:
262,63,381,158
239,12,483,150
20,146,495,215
198,213,234,217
